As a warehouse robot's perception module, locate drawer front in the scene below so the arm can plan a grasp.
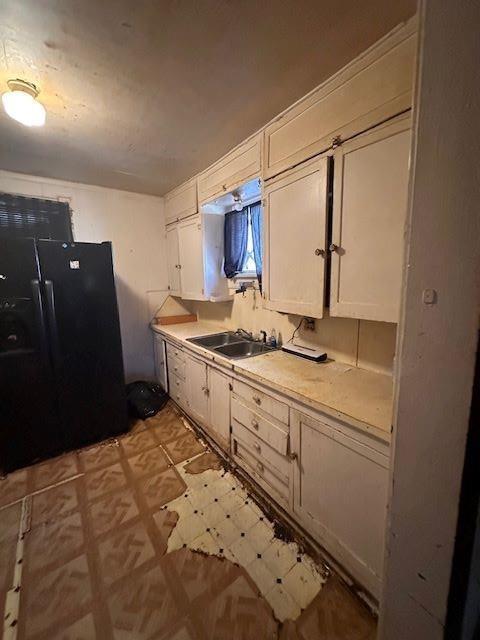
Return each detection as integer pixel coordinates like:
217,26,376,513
166,342,185,364
232,420,290,480
198,135,261,203
168,356,185,381
233,379,289,425
233,437,289,502
231,396,288,455
169,372,186,407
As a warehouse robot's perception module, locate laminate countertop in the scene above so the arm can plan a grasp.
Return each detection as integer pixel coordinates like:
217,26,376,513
151,322,393,444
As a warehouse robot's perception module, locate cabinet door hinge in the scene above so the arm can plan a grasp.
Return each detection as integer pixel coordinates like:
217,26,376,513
331,135,342,149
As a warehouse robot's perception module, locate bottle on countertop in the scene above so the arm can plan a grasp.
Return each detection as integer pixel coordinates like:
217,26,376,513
269,328,277,348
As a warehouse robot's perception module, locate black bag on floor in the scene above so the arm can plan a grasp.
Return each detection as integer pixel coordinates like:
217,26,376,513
125,381,169,419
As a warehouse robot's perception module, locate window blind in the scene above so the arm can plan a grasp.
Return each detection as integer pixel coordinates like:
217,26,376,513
0,193,73,242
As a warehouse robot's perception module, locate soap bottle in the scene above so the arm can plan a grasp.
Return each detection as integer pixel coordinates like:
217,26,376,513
269,328,277,348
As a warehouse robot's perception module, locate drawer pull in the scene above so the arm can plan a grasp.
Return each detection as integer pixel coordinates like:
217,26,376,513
253,395,262,405
254,443,261,453
251,419,259,431
174,366,178,371
256,462,264,473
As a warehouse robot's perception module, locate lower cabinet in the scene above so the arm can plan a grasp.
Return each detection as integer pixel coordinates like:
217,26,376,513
290,409,389,598
153,334,167,392
184,353,209,425
164,338,390,600
207,367,231,451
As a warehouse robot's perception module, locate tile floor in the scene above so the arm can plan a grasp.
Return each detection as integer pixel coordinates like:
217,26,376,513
0,402,377,639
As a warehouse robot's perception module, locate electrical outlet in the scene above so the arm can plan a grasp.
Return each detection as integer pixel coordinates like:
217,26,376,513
304,317,315,331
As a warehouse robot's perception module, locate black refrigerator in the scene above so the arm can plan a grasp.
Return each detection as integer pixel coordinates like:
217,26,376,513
0,238,128,473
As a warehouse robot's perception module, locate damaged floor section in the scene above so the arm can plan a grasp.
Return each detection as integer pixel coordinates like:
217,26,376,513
0,402,376,639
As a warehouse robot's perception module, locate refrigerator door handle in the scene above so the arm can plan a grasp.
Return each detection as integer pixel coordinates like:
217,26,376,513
31,279,50,364
45,279,62,369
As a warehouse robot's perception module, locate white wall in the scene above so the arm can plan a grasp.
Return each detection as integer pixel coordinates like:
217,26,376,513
0,170,168,381
380,0,480,637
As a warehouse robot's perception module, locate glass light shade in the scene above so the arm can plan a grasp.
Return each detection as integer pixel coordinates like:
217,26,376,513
2,90,46,127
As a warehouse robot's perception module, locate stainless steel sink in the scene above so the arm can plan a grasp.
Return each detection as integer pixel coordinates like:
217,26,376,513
214,341,276,359
187,331,276,359
188,332,247,348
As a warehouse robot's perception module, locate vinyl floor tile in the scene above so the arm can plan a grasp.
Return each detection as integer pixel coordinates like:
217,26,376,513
3,404,376,639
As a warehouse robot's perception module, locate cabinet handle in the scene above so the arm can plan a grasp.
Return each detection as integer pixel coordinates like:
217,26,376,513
254,443,261,453
288,451,298,461
253,395,261,405
329,243,339,253
315,248,325,257
256,462,264,473
202,386,210,396
222,184,227,191
251,420,259,431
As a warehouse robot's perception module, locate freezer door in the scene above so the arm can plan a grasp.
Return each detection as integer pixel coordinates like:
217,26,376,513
37,240,127,448
0,238,61,472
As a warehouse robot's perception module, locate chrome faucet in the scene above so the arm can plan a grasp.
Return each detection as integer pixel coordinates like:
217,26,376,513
235,328,253,340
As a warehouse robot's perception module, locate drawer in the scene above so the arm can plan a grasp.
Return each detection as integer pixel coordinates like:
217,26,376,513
231,396,288,455
233,380,289,425
233,437,289,503
168,355,185,381
166,342,185,363
232,420,290,480
169,372,186,407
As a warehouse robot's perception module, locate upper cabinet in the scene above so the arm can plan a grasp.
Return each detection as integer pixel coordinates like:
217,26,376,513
198,134,261,204
262,19,416,180
166,224,181,296
330,115,411,322
177,216,205,300
165,177,198,224
172,213,231,302
263,156,328,318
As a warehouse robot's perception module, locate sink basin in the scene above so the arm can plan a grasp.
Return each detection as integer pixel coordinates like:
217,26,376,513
187,331,277,359
214,341,276,359
188,332,246,348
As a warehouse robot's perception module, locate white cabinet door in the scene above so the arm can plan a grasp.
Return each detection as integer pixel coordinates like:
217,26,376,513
166,224,181,296
165,177,198,224
291,410,389,598
153,334,167,392
263,20,416,179
330,115,411,322
198,134,261,204
208,368,231,450
177,216,205,300
263,155,328,318
185,354,208,425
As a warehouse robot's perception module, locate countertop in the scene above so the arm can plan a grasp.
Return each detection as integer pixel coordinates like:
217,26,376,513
152,321,393,443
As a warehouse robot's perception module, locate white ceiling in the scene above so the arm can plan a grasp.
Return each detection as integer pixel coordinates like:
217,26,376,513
0,0,416,196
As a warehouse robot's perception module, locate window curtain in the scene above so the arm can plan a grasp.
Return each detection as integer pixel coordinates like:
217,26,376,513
223,209,248,278
250,202,263,291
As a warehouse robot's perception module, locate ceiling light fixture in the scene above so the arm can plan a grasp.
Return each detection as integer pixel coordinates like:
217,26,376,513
2,79,46,127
